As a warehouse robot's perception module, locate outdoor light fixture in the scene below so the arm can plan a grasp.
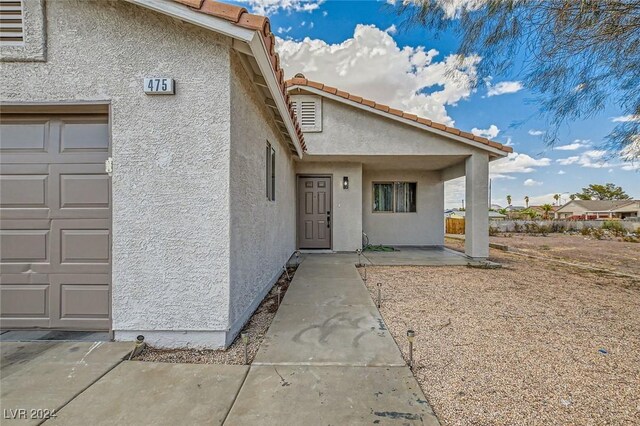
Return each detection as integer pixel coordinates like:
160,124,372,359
356,248,362,266
241,332,249,365
407,330,415,370
342,176,349,190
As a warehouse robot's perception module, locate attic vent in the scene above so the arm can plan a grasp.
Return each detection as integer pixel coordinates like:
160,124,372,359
0,0,23,46
291,95,322,132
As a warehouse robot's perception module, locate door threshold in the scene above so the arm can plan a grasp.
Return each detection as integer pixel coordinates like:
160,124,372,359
298,249,335,254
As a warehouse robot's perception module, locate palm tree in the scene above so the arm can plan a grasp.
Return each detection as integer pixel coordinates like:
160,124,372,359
524,196,530,208
553,194,560,205
506,195,512,206
570,194,576,201
541,203,554,220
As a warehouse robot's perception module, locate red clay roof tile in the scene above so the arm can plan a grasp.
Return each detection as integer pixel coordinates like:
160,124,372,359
361,99,375,107
198,1,245,22
175,0,205,8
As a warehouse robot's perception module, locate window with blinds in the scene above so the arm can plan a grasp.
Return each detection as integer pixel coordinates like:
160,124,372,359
373,182,417,213
290,95,322,132
0,0,24,46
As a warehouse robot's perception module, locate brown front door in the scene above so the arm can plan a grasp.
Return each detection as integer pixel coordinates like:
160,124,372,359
0,112,111,330
297,176,332,249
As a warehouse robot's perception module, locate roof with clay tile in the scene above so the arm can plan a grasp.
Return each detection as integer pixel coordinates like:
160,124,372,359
171,0,306,151
286,75,513,155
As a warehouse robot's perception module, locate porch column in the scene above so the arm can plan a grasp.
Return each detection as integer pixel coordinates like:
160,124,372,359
465,153,489,259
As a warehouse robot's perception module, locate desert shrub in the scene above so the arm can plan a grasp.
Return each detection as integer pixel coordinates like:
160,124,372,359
513,222,522,233
538,225,551,236
489,226,499,236
524,222,541,234
591,228,605,240
602,220,625,237
550,222,566,233
623,235,640,243
580,227,592,236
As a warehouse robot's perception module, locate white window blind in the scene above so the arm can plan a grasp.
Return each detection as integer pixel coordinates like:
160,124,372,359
291,95,322,132
0,0,24,46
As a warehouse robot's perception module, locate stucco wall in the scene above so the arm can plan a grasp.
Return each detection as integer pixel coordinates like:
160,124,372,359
1,1,233,347
295,162,363,251
228,53,297,343
363,170,445,246
302,97,486,157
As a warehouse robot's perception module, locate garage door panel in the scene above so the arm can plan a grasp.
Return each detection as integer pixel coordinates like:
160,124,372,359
50,219,111,274
0,230,49,263
60,121,109,152
0,121,48,152
50,274,110,329
0,274,50,328
49,164,111,218
0,165,51,220
61,230,110,264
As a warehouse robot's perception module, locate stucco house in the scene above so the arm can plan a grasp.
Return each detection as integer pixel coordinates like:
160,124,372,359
0,0,511,348
555,200,640,220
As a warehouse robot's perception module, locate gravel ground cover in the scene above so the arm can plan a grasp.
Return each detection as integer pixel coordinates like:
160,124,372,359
489,233,639,276
135,267,295,365
360,248,640,425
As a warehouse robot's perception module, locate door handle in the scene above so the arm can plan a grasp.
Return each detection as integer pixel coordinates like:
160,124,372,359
326,210,331,228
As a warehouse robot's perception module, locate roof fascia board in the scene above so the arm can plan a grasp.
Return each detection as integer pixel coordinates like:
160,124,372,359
249,35,303,157
126,0,303,157
126,0,255,41
289,84,507,158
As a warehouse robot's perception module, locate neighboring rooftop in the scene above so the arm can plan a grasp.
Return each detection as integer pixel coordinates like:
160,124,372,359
286,75,514,155
558,199,639,212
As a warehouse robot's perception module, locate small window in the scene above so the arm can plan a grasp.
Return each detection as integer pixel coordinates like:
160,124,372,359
266,142,275,201
373,182,417,213
291,95,322,132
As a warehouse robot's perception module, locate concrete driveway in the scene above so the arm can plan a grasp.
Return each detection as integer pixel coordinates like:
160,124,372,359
1,341,132,425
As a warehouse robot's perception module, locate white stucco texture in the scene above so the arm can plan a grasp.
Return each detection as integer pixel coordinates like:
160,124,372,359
1,0,234,345
363,170,445,246
228,53,297,343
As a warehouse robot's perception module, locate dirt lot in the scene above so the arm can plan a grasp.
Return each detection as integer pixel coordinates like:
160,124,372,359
361,246,640,425
489,233,639,276
135,267,295,364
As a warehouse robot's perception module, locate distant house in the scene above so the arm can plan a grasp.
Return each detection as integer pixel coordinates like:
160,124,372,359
555,200,640,220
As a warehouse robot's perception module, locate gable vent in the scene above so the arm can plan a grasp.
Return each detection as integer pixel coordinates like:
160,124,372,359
0,0,24,46
290,96,322,132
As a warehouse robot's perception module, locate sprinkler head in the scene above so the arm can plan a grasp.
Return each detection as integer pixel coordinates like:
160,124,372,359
407,330,415,343
241,332,249,344
136,335,145,343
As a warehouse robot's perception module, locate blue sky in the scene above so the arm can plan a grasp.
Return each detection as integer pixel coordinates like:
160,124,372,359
232,0,639,208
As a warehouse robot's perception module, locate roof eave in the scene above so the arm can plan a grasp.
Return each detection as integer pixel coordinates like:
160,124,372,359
288,83,510,158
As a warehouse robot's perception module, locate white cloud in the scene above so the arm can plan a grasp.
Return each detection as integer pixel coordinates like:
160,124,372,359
490,152,551,174
528,129,545,136
322,11,328,16
277,26,292,34
238,0,323,14
387,0,488,19
471,124,500,139
611,114,640,122
504,136,514,146
524,178,542,187
309,22,314,29
277,24,480,126
558,170,566,175
556,156,580,165
577,150,610,168
486,80,523,97
554,139,590,151
385,24,397,35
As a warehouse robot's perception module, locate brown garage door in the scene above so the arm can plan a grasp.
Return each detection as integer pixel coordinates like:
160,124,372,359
0,110,111,330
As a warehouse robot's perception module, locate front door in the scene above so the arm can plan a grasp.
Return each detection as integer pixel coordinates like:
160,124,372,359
297,176,331,249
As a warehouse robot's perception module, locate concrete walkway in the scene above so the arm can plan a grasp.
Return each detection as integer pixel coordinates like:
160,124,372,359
225,254,440,425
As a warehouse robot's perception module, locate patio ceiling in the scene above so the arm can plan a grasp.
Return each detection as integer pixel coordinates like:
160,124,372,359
297,154,468,171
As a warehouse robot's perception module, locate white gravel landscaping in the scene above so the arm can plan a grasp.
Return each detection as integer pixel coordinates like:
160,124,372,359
360,249,640,425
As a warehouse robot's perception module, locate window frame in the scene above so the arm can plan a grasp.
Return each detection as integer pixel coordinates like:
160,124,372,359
372,181,417,213
266,141,276,201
